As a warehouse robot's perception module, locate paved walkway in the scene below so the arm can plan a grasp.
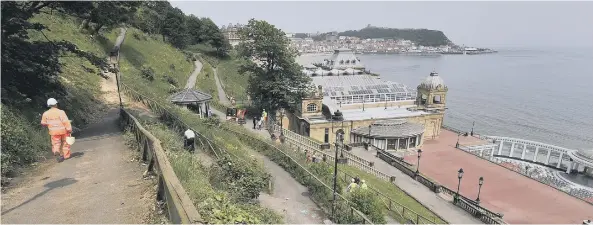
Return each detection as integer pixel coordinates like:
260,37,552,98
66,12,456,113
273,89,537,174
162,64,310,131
349,147,482,224
403,129,593,224
1,109,152,223
185,59,203,89
197,62,327,224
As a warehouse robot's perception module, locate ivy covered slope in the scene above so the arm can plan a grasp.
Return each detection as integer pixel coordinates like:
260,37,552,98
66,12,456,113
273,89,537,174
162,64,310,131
339,26,453,46
1,5,113,181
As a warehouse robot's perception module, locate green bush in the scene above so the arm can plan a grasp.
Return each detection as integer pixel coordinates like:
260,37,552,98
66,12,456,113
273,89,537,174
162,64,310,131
214,156,270,202
346,188,387,224
1,105,49,180
141,66,155,81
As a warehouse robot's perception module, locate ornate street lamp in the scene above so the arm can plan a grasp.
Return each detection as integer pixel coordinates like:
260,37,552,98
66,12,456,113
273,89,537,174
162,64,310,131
415,149,423,176
471,121,475,136
455,168,464,203
456,133,461,148
476,176,484,204
331,132,343,219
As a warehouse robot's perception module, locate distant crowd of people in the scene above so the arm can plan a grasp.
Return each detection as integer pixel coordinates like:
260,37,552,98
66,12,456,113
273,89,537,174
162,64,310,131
495,158,593,203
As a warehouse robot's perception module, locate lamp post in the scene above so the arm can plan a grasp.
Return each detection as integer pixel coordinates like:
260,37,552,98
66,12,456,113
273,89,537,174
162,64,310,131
331,132,343,219
471,121,475,136
279,108,285,136
415,149,423,176
476,176,484,204
455,133,461,148
455,168,464,203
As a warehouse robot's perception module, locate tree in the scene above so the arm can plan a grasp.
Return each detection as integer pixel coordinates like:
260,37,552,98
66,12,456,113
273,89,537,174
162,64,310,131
236,19,312,113
88,1,140,34
185,14,203,45
161,7,189,48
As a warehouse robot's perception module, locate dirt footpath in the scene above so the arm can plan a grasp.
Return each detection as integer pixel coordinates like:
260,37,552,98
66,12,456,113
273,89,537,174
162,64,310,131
1,109,154,224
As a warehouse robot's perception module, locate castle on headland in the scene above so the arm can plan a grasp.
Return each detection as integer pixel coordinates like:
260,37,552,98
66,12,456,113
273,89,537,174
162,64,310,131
281,48,448,152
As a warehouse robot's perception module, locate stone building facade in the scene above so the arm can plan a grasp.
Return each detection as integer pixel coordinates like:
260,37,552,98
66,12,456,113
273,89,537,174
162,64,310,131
221,23,243,47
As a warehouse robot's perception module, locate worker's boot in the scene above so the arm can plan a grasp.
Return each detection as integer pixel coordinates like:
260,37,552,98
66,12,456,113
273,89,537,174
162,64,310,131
56,155,64,163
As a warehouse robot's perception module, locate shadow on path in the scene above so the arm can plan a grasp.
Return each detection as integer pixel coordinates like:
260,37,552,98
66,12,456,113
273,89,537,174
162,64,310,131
1,178,78,216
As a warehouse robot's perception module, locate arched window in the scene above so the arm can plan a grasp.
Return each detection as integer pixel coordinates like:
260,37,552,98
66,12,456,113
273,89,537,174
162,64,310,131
339,60,344,65
307,103,318,112
433,95,441,104
345,60,350,64
421,94,427,104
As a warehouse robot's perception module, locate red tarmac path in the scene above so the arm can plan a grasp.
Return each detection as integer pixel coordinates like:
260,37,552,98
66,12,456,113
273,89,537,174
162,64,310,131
404,129,593,224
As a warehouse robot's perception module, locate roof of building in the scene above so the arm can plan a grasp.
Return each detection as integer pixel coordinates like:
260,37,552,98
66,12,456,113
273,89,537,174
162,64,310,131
351,119,425,138
313,102,427,124
418,71,446,90
170,88,213,104
311,75,416,98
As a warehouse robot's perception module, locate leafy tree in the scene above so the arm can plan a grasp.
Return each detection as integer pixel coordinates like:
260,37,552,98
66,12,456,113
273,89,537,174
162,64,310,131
185,14,204,44
236,19,312,113
1,1,106,105
161,7,189,48
88,1,140,34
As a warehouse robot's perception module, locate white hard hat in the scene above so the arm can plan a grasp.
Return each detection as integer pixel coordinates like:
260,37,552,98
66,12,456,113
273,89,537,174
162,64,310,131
47,98,58,106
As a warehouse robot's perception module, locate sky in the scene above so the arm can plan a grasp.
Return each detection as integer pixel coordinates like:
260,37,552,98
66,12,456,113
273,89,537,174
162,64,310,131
171,1,593,48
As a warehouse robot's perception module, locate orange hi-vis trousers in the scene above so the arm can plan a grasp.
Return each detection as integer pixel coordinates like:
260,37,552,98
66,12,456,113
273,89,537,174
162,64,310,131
51,134,71,159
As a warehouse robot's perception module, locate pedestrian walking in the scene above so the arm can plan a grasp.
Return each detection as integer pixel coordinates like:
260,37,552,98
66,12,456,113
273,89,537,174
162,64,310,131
360,180,368,190
262,109,268,129
252,116,257,129
208,108,212,118
257,117,263,130
184,129,196,152
346,178,358,192
41,98,73,162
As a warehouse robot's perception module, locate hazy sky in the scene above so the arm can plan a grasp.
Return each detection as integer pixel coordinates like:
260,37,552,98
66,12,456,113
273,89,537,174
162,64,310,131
171,1,593,48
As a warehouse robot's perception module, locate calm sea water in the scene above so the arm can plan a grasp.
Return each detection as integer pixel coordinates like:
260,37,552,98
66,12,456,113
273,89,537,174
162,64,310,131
298,48,593,150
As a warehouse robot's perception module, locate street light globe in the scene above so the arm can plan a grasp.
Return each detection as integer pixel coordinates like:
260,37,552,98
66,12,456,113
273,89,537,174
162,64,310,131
479,176,484,185
458,168,464,179
417,149,423,157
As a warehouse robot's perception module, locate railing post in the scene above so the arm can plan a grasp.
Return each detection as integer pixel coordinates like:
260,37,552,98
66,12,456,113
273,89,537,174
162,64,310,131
142,138,149,161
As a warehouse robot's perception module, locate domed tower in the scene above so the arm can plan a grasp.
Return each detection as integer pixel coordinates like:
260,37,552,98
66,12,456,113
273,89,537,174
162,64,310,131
417,71,448,111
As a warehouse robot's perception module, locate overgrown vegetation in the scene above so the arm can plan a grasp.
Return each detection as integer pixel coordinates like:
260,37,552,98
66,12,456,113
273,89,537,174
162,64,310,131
122,115,281,224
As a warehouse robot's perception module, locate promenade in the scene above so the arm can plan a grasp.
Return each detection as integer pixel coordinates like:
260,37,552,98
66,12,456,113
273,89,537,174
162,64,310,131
403,129,593,224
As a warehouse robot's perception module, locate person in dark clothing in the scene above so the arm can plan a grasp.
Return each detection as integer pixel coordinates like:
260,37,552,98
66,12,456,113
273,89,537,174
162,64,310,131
253,116,257,129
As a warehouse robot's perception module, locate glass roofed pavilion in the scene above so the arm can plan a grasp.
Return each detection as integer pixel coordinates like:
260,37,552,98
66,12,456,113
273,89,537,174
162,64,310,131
312,75,416,108
281,48,450,150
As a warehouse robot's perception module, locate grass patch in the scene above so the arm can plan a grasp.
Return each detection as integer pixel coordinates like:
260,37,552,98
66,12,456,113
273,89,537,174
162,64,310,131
108,27,193,102
339,165,446,224
216,58,249,102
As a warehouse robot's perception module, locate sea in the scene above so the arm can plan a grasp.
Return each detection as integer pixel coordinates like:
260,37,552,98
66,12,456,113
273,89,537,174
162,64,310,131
297,48,593,150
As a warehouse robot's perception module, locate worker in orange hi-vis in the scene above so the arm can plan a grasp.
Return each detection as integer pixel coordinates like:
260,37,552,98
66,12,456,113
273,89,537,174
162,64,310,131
40,98,72,162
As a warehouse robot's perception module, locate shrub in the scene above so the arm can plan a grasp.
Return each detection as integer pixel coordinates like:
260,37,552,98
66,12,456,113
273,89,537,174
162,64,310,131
346,188,387,224
140,66,155,81
214,156,270,202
